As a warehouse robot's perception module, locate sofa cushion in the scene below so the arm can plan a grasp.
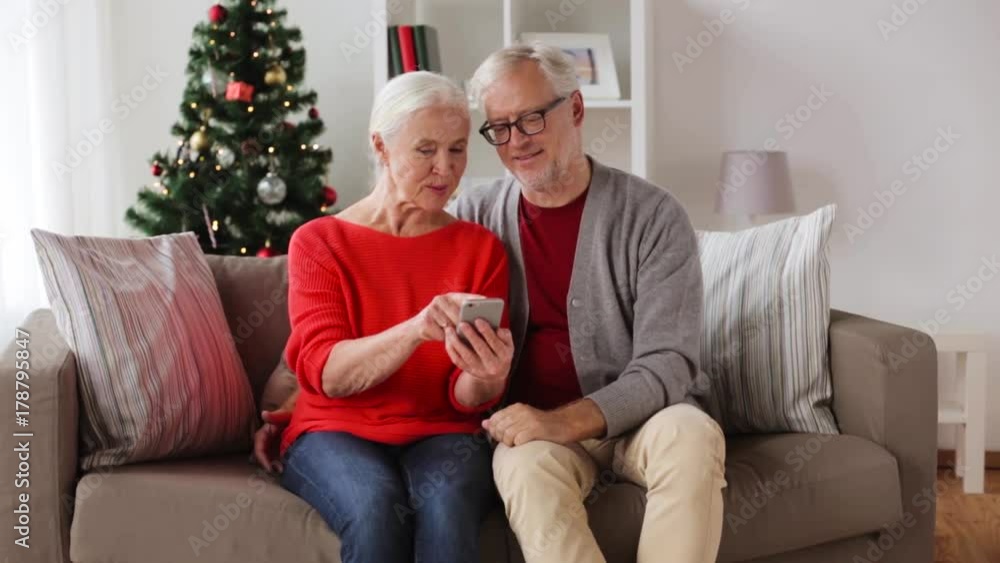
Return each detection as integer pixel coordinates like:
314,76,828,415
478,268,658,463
717,433,903,562
204,254,291,406
697,204,839,435
68,434,901,563
31,230,256,470
68,454,644,563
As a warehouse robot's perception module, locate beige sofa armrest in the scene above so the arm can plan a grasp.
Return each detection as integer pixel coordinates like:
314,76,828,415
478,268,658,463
828,308,937,563
1,309,78,563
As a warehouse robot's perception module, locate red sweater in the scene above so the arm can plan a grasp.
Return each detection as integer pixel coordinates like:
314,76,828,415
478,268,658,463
281,216,509,455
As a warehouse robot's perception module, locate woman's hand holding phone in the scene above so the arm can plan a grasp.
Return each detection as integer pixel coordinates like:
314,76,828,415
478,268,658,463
410,292,485,343
445,317,514,386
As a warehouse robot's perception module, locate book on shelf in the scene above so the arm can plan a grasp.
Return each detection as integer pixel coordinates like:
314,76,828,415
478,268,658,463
388,25,440,79
388,26,403,77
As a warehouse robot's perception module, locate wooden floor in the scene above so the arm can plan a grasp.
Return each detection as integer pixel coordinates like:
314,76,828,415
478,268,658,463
934,467,1000,563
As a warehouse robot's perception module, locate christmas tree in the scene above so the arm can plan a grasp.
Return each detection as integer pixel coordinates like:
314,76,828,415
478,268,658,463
126,0,337,257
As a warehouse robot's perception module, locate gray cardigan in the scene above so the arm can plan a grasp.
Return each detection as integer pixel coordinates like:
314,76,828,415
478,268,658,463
449,158,709,438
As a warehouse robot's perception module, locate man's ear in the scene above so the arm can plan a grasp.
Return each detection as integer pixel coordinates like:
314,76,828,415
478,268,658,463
571,90,585,126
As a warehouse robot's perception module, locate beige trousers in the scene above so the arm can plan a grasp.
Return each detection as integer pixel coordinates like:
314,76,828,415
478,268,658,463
493,403,727,563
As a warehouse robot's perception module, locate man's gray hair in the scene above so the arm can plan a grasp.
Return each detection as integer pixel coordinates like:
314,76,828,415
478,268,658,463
470,42,579,108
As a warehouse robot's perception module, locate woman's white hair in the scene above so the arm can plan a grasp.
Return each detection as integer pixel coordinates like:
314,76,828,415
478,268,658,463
368,71,468,169
470,42,579,107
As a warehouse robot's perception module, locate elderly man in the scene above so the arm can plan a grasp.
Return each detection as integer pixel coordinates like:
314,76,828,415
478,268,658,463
257,44,726,563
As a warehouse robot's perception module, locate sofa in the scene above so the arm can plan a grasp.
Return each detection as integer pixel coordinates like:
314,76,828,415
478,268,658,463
1,253,938,563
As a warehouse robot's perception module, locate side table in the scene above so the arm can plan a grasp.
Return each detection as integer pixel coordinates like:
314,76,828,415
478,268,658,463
934,332,988,494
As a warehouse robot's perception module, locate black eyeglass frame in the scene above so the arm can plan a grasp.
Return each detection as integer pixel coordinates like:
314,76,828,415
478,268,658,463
478,96,568,146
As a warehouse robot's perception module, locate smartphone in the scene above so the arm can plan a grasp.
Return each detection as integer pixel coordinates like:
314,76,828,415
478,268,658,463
458,298,504,340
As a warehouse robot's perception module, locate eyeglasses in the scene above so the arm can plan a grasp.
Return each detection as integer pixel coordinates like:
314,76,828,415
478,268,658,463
478,97,567,146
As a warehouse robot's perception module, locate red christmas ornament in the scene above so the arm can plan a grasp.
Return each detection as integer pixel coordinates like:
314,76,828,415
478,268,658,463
225,81,255,103
240,138,262,156
308,107,319,119
208,4,228,24
281,121,295,132
256,247,276,258
151,163,163,176
322,186,338,206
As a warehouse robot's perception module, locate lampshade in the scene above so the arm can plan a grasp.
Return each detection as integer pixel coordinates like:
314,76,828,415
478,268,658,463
715,151,795,215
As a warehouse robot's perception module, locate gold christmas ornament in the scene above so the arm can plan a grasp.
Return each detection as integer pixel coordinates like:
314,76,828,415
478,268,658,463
264,64,287,86
190,129,211,151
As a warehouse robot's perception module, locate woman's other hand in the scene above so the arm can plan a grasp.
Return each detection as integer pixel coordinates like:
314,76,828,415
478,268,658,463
253,409,292,473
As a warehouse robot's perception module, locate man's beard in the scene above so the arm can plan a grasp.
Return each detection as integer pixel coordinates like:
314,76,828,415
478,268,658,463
518,154,564,193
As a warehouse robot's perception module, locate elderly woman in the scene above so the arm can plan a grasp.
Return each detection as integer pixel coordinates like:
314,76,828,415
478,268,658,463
278,71,514,563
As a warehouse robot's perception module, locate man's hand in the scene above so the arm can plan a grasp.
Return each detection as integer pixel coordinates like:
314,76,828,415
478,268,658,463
483,399,608,447
253,409,291,473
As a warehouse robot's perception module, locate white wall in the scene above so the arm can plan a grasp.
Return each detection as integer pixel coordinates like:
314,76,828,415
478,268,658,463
109,1,999,449
653,0,1000,450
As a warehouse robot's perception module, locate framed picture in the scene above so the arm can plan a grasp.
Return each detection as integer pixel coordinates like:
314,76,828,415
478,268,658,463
520,32,621,100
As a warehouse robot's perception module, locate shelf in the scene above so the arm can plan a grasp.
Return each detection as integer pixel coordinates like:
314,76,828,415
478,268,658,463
933,333,988,353
373,0,650,177
585,99,632,109
938,401,966,425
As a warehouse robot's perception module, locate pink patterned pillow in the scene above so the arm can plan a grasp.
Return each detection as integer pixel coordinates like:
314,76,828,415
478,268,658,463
31,230,255,470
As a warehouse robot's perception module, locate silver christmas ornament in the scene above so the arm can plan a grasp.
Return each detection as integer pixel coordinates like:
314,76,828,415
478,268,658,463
216,146,236,168
256,172,287,205
202,67,228,97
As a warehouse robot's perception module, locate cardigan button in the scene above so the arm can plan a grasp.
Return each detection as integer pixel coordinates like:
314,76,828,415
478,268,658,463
570,298,582,308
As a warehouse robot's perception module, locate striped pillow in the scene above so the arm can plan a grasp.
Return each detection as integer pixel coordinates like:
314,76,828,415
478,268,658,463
697,205,839,435
31,230,256,470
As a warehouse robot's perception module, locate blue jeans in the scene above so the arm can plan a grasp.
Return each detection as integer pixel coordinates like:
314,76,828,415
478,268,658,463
282,431,495,563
